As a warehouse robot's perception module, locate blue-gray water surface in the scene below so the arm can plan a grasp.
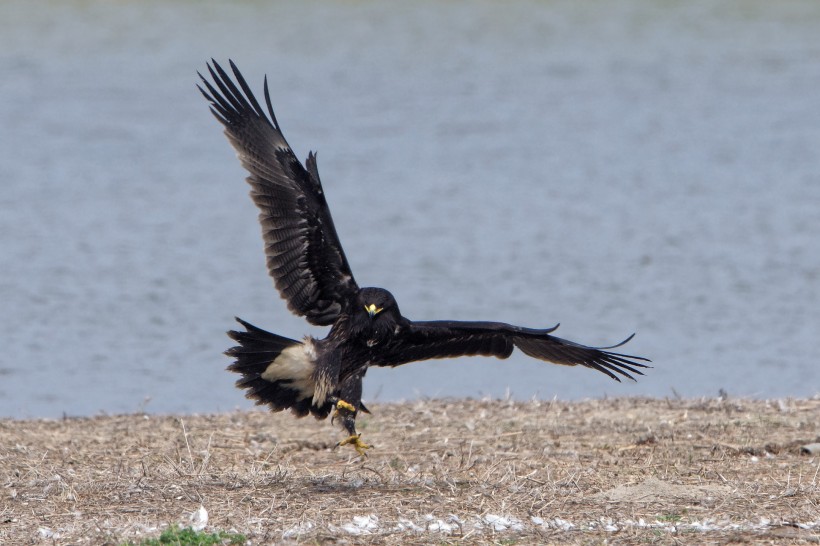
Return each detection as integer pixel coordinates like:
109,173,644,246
1,0,819,418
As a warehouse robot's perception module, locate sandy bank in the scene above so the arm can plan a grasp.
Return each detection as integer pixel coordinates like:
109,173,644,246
2,397,819,544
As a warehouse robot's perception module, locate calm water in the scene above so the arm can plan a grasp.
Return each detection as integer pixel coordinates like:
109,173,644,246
1,0,819,418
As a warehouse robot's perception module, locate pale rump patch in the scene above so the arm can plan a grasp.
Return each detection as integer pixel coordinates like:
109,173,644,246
261,341,316,400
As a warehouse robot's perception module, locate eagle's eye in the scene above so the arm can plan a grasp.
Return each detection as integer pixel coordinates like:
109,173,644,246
364,303,383,317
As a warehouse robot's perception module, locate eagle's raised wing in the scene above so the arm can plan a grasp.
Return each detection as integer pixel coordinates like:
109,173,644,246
374,320,650,381
199,60,359,325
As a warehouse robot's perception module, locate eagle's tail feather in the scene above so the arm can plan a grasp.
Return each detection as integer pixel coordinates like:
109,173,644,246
225,317,331,419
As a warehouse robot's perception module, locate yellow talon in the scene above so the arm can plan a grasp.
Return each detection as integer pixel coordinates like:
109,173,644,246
336,399,356,413
332,400,356,424
338,433,371,457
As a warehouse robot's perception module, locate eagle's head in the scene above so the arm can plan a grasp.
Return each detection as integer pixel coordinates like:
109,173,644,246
351,287,401,340
358,287,399,319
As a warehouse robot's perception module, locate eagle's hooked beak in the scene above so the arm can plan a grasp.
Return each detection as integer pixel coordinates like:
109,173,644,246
364,303,383,318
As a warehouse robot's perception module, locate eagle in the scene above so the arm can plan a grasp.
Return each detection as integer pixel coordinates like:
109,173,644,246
198,60,650,456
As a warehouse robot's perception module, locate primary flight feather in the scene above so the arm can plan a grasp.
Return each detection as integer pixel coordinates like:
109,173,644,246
198,60,650,455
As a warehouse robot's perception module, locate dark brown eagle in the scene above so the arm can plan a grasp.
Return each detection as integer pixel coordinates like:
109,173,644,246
198,60,650,456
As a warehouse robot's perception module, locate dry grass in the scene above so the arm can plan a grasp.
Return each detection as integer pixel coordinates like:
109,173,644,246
2,397,820,545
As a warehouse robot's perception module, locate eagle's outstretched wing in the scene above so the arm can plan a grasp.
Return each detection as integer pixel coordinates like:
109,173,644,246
199,60,359,325
374,320,650,381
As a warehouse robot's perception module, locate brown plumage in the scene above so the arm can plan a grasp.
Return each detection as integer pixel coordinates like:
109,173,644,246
199,60,650,455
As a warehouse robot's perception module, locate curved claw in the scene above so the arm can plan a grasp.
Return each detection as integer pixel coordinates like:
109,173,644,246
337,433,371,457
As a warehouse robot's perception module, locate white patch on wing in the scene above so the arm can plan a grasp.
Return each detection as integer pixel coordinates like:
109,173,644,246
261,340,316,399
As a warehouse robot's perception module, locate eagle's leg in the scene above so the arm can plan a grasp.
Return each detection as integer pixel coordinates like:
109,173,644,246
337,432,370,456
333,373,371,456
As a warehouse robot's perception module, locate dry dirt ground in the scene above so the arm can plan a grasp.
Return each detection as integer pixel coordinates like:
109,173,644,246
2,397,819,545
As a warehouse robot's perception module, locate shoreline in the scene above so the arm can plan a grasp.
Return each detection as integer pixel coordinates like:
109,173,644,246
2,397,819,544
